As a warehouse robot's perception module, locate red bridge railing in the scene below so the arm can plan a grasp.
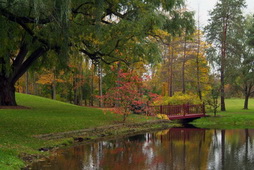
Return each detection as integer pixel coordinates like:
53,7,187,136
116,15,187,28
148,104,205,118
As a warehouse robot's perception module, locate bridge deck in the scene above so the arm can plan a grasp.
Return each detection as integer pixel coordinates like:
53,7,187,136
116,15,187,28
149,104,205,120
168,113,206,120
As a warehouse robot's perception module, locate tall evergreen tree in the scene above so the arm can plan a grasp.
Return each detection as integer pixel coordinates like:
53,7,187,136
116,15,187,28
205,0,246,111
249,16,254,46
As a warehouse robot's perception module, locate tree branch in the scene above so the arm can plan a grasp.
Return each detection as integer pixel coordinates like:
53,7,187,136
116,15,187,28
72,2,94,14
11,46,48,84
12,43,28,71
0,7,52,24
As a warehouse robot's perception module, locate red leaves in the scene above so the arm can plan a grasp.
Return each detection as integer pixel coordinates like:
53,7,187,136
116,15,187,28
97,69,160,120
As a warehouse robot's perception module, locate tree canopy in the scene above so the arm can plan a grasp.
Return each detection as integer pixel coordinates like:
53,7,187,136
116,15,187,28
0,0,195,106
204,0,246,111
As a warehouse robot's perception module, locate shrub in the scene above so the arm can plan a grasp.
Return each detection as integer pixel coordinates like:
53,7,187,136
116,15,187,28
153,92,202,105
157,114,169,120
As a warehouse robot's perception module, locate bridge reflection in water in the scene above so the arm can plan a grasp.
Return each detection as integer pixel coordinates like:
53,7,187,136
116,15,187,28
30,128,254,170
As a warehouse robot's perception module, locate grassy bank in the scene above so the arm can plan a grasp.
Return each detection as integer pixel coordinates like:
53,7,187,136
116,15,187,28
2,95,254,169
192,98,254,129
0,93,157,169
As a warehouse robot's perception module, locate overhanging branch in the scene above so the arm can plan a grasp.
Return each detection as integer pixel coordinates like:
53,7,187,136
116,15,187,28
0,8,52,24
11,46,48,84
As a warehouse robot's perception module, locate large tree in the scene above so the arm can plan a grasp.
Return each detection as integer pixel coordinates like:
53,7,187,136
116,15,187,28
0,0,194,106
205,0,246,111
0,0,70,105
229,15,254,109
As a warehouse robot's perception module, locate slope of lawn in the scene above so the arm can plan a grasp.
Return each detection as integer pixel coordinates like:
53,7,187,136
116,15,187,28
0,93,153,169
193,98,254,129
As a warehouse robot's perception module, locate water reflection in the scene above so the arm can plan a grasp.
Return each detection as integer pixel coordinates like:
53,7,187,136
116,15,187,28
31,128,254,170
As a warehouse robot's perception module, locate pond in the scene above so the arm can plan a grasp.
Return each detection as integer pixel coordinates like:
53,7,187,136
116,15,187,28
31,127,254,170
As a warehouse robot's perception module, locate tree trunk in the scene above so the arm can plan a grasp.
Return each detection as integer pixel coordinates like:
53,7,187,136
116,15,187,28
169,45,174,97
26,71,29,94
182,36,187,94
220,36,226,111
98,61,103,107
220,15,229,112
0,46,47,106
220,70,226,111
73,75,78,105
0,77,17,106
52,73,56,100
243,83,253,110
196,27,202,100
90,64,95,106
244,93,249,110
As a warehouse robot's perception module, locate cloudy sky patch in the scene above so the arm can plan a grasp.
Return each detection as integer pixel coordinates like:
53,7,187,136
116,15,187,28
187,0,254,27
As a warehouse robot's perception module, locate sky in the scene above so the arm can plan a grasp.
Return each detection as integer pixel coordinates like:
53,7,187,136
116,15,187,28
186,0,254,28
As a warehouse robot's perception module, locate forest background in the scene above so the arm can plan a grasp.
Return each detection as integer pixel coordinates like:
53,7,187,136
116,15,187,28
1,0,254,112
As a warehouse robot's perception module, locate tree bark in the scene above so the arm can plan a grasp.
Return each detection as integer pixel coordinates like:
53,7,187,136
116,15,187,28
0,46,47,106
73,74,78,105
0,77,17,106
98,60,103,107
220,16,228,112
25,71,29,94
52,81,56,100
220,68,226,111
90,64,95,106
219,12,230,112
169,45,174,97
182,36,187,94
196,28,202,100
243,84,252,110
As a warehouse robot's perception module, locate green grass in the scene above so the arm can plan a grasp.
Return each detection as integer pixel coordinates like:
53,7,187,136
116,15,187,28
2,95,254,169
0,93,154,169
192,98,254,129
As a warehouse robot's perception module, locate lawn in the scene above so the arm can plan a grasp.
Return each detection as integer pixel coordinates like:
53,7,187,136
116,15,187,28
192,98,254,129
1,95,254,169
0,93,154,169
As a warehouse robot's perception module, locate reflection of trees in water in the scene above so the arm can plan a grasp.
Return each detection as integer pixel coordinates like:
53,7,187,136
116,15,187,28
31,129,254,170
160,128,213,170
92,128,214,170
208,129,254,170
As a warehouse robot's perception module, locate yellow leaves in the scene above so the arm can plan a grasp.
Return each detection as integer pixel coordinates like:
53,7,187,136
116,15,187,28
36,71,65,85
132,61,147,75
84,33,103,45
155,92,202,105
157,114,169,120
155,129,170,136
162,82,168,96
36,73,53,85
153,29,170,38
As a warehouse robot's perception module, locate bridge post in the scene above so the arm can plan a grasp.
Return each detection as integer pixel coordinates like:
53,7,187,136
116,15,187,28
202,102,206,115
187,103,190,115
168,103,170,116
183,104,185,117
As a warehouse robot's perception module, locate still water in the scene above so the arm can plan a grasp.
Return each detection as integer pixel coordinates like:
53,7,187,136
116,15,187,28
31,128,254,170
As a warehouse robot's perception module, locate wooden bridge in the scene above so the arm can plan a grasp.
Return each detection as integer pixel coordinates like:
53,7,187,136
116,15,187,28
148,104,206,121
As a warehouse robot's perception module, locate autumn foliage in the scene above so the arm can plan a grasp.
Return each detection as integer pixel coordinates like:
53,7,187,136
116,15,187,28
98,70,158,121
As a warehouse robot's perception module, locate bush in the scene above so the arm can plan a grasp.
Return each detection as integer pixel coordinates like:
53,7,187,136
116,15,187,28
157,114,169,120
153,92,202,105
